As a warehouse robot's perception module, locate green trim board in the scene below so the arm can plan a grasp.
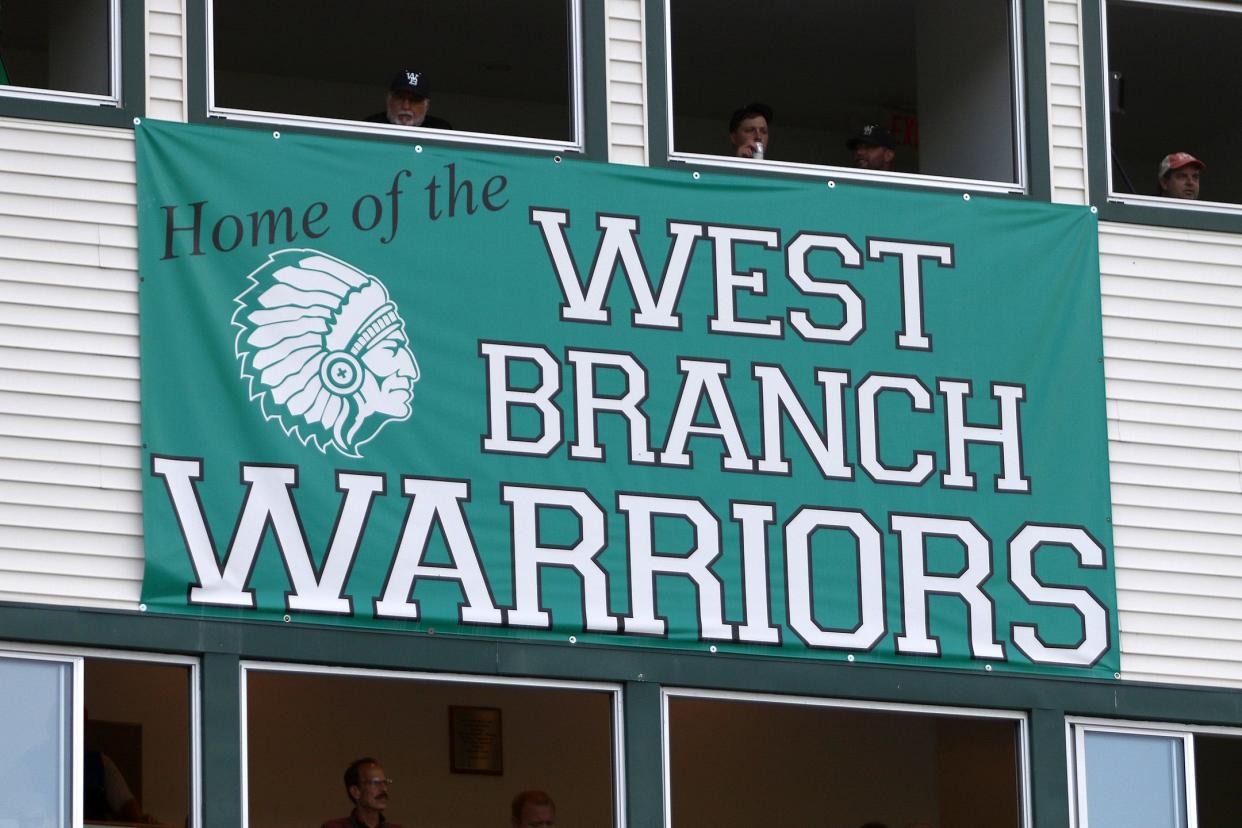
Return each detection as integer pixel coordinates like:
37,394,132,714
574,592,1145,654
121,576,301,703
135,118,1116,678
0,0,145,128
646,0,1054,200
1080,0,1242,234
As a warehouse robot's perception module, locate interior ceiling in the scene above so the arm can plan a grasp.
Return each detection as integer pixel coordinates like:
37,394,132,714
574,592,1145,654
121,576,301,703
212,0,571,103
670,0,918,128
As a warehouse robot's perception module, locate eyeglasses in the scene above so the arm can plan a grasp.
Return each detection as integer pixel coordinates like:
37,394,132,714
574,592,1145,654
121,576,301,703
361,778,393,787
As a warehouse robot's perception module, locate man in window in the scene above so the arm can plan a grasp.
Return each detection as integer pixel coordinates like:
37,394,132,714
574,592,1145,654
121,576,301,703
1157,152,1204,200
366,70,452,130
848,124,896,171
322,757,404,828
728,103,772,159
511,790,556,827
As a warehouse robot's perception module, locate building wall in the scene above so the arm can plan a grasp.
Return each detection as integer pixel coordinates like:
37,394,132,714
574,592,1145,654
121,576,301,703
1,1,1241,690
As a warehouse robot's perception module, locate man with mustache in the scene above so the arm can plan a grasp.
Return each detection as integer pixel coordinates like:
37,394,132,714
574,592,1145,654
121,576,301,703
321,757,405,828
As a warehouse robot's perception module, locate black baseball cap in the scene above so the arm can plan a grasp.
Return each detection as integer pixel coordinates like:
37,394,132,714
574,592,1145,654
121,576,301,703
847,124,895,150
389,70,430,98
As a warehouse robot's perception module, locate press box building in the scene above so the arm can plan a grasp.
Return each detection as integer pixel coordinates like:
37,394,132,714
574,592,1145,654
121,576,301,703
1,2,1241,827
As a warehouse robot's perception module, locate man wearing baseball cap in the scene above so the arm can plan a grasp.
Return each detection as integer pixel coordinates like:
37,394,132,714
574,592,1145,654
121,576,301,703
366,70,452,130
1157,152,1204,200
847,124,896,171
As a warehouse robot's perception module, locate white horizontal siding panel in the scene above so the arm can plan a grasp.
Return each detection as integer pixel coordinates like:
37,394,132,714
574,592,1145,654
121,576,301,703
0,171,136,205
1050,103,1084,129
0,574,141,608
0,550,141,582
0,392,139,430
0,303,137,338
0,192,137,227
1,280,135,315
1111,461,1241,494
1111,419,1242,454
0,413,140,447
1106,378,1242,413
0,258,135,292
1104,317,1242,350
0,524,140,559
0,369,138,405
147,3,187,122
0,435,136,468
0,479,139,515
0,348,136,383
1121,656,1242,688
0,501,141,536
1114,526,1242,559
1103,296,1242,329
0,119,135,161
0,457,141,491
1109,440,1241,473
1121,548,1242,580
1113,399,1242,433
0,323,138,358
1046,19,1081,44
0,150,135,187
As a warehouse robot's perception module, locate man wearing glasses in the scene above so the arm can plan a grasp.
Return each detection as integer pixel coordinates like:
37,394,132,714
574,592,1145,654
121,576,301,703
322,757,404,828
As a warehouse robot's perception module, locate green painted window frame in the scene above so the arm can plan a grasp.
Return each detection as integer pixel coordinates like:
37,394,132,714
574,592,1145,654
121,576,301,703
10,603,1242,828
1081,0,1242,233
0,0,145,128
643,0,1052,201
184,1,611,163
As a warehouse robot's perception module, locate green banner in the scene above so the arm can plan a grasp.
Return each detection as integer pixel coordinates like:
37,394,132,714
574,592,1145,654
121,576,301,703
137,119,1117,676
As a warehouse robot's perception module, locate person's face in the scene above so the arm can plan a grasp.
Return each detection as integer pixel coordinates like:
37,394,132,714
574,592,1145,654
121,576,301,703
730,115,769,157
853,142,894,170
513,803,556,828
360,329,419,418
387,91,430,126
350,763,391,814
1160,166,1201,200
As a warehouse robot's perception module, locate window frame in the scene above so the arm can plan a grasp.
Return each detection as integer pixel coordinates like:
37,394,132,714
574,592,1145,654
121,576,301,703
199,0,591,156
1084,0,1242,231
238,660,626,828
650,0,1050,198
1067,717,1242,828
661,686,1033,828
0,643,201,828
0,0,144,127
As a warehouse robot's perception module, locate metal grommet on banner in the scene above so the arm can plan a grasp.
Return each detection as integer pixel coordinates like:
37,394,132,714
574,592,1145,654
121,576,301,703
709,645,717,653
847,654,854,662
415,145,424,153
692,171,700,180
272,131,281,140
1114,672,1121,680
139,603,147,612
282,614,291,623
985,664,993,671
827,180,836,189
962,193,972,201
133,117,141,126
554,156,562,164
568,635,577,644
1091,206,1099,214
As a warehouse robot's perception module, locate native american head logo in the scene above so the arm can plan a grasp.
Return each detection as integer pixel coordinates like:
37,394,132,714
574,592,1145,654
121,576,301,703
232,249,419,457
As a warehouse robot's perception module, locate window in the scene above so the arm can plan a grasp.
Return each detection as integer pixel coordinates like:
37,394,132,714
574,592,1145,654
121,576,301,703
0,647,197,828
242,663,622,827
665,689,1028,828
0,0,118,104
1071,720,1242,828
665,0,1026,192
1103,0,1242,210
207,0,582,151
0,652,77,828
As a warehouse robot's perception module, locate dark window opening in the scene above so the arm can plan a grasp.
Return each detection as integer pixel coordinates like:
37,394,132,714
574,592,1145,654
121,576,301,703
0,0,113,97
210,0,577,146
244,669,617,828
1106,1,1242,206
668,695,1023,828
84,658,193,827
669,0,1022,186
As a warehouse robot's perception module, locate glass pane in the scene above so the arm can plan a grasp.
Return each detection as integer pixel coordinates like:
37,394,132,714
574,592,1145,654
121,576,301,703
1083,730,1186,828
668,696,1022,828
1106,1,1242,205
0,0,113,96
670,0,1020,183
211,0,574,142
0,655,73,828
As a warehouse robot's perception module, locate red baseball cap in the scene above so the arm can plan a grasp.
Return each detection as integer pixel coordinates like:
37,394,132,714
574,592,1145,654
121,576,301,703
1159,152,1205,177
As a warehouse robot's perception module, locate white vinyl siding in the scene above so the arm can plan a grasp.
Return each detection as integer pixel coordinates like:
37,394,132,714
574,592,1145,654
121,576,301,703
0,118,142,609
606,0,648,164
1047,0,1089,205
1102,222,1242,688
147,0,188,121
